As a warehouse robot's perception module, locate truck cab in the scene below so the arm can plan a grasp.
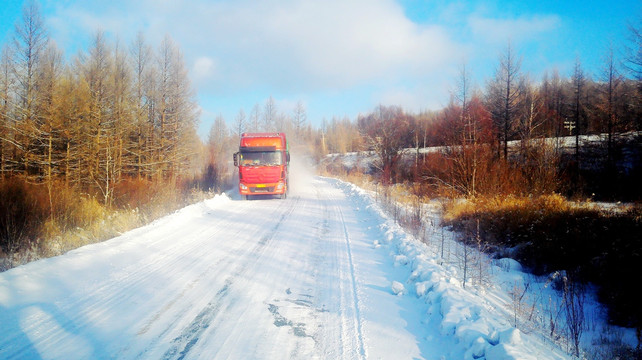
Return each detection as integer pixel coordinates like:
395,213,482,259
233,133,290,200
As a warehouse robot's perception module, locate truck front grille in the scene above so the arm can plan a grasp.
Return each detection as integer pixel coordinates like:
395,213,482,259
250,187,275,193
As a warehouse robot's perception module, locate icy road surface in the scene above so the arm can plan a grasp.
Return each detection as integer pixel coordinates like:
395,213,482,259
0,162,569,359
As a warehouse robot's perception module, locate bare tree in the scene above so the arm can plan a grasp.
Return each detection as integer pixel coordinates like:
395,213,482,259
12,0,48,174
440,95,493,196
517,75,547,160
82,31,115,204
540,69,567,138
358,105,412,184
292,100,307,139
52,67,90,187
487,42,522,160
325,116,361,154
129,31,153,179
570,58,587,163
263,96,276,132
13,0,47,122
249,103,261,132
563,273,585,358
208,115,227,154
625,20,642,130
598,46,622,166
111,39,135,183
234,108,246,139
155,34,198,179
33,41,64,214
625,20,642,83
204,115,228,191
274,111,289,133
0,45,15,178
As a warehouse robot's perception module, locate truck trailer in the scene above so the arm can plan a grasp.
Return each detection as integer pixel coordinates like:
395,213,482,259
233,132,290,200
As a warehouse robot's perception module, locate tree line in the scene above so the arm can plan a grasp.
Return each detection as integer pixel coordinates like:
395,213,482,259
322,31,642,200
0,2,200,207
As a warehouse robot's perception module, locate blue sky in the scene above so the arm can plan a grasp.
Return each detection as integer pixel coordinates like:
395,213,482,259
1,0,639,138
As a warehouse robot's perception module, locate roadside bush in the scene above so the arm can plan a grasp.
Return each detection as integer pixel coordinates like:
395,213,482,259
0,178,48,255
113,177,191,221
113,177,155,209
50,182,105,230
1,175,212,270
417,146,562,199
443,195,642,331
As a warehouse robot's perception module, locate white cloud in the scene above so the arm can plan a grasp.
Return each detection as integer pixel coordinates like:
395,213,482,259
47,0,464,93
468,14,561,45
192,56,217,83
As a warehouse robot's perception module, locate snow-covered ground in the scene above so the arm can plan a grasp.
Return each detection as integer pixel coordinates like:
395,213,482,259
0,155,589,359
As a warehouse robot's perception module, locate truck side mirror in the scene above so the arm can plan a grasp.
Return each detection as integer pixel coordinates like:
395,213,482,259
286,152,290,164
233,152,239,167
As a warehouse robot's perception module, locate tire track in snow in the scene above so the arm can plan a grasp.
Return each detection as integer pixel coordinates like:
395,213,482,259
314,179,367,360
336,205,367,360
159,196,301,360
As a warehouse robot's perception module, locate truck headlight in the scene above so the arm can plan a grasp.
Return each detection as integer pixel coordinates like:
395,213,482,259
276,182,284,190
240,184,248,190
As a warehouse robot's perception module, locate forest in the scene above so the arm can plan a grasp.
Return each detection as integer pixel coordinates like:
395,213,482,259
0,3,207,265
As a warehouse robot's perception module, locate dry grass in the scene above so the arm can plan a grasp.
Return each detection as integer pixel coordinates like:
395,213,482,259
0,176,211,270
442,193,642,331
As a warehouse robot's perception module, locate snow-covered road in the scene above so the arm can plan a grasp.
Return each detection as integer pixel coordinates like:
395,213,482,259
0,159,571,359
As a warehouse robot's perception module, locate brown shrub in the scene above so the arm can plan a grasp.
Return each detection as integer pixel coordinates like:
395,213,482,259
417,144,563,199
0,178,49,254
444,195,642,330
112,177,158,210
112,177,195,220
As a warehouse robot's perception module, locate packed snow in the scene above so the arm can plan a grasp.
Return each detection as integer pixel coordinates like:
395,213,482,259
0,154,612,359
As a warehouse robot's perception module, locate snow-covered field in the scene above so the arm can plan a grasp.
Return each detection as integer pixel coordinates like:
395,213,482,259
0,156,584,359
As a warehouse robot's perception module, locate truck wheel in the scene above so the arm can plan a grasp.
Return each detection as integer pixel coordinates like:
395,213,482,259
241,195,247,200
280,193,287,200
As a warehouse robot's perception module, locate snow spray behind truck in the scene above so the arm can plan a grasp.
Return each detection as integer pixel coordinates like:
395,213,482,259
233,133,290,200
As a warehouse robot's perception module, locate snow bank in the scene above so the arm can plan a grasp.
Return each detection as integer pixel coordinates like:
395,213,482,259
329,178,570,360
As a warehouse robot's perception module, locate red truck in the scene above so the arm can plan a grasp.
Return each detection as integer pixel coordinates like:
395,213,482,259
233,132,290,200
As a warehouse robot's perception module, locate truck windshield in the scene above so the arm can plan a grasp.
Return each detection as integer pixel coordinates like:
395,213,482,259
240,151,282,166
